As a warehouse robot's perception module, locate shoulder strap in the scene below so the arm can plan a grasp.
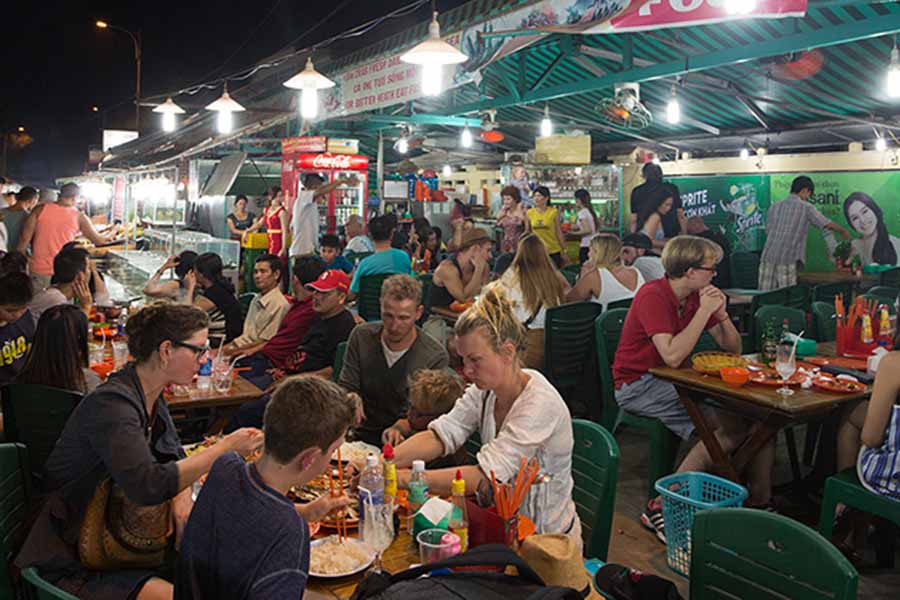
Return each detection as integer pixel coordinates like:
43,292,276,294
481,389,490,430
386,544,546,587
523,303,543,328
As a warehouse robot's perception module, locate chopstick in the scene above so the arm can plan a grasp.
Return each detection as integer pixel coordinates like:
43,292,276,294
337,448,346,542
492,458,542,521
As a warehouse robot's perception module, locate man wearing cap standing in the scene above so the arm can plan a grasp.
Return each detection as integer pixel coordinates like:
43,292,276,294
348,215,412,298
622,233,665,282
227,269,357,429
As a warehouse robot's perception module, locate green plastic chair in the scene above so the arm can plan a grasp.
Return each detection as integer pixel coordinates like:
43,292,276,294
606,297,632,311
753,305,807,352
572,419,619,561
594,310,679,499
879,266,900,288
22,568,79,600
0,443,31,599
332,341,347,383
786,284,810,312
345,251,373,266
357,274,392,322
561,264,581,287
692,508,858,600
1,384,82,486
866,285,899,307
819,468,900,568
417,273,433,324
729,252,760,289
811,301,837,342
812,282,854,308
544,302,603,417
238,292,256,319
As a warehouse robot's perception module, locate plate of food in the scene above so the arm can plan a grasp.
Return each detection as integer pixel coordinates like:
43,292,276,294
320,503,360,529
749,369,805,386
691,352,748,375
812,374,867,394
333,441,380,469
309,535,375,578
806,356,869,371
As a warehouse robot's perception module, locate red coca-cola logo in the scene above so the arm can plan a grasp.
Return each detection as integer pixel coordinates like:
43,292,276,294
296,153,368,171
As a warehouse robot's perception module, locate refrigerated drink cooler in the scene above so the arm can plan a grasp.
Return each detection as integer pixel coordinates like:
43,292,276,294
281,151,369,235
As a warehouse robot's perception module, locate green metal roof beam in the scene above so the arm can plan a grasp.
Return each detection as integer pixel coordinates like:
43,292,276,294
363,114,481,128
439,12,900,115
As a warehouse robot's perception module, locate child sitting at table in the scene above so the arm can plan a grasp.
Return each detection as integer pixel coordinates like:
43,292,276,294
612,235,775,543
833,342,900,558
381,368,467,468
319,233,354,274
176,376,354,600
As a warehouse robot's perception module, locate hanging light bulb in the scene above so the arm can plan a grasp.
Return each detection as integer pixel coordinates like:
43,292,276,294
397,137,409,154
876,136,888,152
442,164,452,177
401,12,468,97
205,85,246,134
460,126,473,148
540,105,553,137
724,0,756,15
283,57,336,120
740,147,750,160
152,97,186,133
887,43,900,99
666,86,681,125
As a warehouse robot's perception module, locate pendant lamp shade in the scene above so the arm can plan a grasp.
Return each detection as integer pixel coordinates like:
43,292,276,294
400,12,468,66
283,57,335,90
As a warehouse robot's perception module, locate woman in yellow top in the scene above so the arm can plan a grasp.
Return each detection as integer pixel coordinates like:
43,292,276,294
526,186,567,267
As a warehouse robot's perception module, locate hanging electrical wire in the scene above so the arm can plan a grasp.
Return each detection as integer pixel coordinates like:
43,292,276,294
143,0,431,102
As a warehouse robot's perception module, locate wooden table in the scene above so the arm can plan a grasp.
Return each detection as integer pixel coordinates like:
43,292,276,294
650,347,869,482
723,288,769,306
167,377,264,434
798,271,877,288
306,529,418,598
430,306,462,325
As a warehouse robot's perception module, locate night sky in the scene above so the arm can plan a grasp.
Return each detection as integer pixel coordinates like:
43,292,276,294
2,0,467,186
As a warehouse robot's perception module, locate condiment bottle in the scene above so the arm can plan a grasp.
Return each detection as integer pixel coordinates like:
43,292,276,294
382,443,397,503
448,469,469,553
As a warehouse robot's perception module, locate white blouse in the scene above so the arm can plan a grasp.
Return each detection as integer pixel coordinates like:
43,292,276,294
498,270,547,329
429,369,581,543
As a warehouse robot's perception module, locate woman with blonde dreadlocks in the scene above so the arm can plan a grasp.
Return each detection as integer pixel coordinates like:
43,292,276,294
394,285,581,545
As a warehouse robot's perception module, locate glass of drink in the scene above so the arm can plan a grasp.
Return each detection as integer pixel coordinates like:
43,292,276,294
212,364,233,394
775,343,796,396
362,501,394,572
112,341,129,368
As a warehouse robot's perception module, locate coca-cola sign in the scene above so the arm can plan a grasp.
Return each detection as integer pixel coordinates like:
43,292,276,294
296,153,368,171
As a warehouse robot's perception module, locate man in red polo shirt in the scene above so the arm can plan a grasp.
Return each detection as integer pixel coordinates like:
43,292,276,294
237,256,324,383
613,236,774,542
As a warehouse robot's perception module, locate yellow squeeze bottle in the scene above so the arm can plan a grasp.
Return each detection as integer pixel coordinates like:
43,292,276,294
448,469,469,553
382,443,397,502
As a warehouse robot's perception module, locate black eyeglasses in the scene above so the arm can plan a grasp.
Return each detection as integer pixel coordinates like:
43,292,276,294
173,340,210,360
692,265,718,274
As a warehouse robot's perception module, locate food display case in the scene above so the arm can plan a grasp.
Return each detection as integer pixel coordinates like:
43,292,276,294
129,174,186,226
102,229,240,298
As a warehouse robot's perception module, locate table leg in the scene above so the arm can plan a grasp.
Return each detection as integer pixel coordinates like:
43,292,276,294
731,414,786,475
678,389,740,482
206,407,240,435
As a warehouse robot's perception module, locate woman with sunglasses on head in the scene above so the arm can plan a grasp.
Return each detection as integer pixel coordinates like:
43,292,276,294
16,303,262,600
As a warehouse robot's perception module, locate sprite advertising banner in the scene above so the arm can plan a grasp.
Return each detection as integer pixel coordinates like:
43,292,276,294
771,171,900,272
669,175,771,253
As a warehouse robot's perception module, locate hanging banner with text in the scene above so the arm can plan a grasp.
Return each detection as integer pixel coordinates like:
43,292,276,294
770,171,900,272
670,174,771,253
324,0,806,117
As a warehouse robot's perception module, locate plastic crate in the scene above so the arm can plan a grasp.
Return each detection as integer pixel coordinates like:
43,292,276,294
655,472,748,576
241,232,269,250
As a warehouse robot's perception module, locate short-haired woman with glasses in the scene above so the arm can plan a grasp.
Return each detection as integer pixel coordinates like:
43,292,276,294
16,302,263,600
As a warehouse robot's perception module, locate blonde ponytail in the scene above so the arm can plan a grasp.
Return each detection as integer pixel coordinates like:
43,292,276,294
454,283,526,355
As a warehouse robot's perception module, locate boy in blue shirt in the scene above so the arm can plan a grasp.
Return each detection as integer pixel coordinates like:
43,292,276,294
176,376,355,600
319,234,354,274
349,215,412,296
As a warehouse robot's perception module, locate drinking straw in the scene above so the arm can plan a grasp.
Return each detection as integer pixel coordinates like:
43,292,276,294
337,449,346,542
490,470,500,511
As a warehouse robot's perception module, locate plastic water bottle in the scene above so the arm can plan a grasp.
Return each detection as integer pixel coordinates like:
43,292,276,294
358,454,384,525
197,359,212,391
408,459,429,538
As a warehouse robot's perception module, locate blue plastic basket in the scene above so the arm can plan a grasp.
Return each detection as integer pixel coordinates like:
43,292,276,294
655,472,748,576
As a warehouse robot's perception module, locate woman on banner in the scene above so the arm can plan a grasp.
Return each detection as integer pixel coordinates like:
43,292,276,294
844,192,900,266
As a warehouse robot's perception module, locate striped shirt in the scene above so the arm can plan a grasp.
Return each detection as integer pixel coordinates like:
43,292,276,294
858,404,900,500
761,194,830,267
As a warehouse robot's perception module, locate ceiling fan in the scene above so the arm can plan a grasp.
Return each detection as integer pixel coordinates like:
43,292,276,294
596,82,653,130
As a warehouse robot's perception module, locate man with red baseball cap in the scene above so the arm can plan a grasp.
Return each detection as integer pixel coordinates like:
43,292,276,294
227,269,357,430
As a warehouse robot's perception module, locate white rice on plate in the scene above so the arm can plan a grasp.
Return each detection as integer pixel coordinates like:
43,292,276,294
309,536,373,576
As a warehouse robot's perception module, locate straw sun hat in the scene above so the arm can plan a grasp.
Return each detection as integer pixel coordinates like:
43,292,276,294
519,534,603,600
